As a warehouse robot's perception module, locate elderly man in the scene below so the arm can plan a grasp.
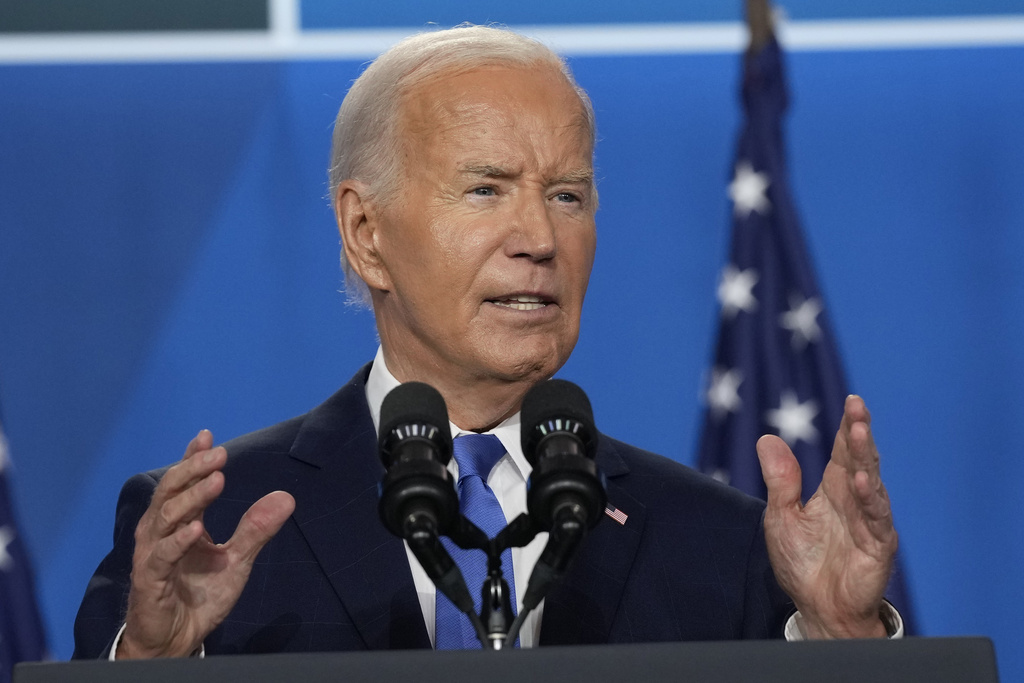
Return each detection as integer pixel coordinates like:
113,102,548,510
73,25,898,659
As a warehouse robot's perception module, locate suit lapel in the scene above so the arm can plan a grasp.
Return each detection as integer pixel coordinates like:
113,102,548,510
287,364,430,650
281,367,646,648
539,435,647,645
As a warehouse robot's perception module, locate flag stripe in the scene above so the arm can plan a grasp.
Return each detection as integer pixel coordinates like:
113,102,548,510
604,505,628,525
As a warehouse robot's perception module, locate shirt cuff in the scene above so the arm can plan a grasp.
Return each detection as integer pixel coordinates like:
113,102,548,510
108,624,126,661
108,623,206,659
784,601,904,641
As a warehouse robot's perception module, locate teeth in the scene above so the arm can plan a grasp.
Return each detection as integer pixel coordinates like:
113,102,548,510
494,301,546,311
492,295,548,311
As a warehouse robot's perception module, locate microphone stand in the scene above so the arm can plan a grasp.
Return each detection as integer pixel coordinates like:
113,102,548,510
444,513,542,650
440,491,604,650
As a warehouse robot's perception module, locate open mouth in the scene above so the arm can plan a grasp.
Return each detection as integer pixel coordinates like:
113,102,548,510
488,294,550,311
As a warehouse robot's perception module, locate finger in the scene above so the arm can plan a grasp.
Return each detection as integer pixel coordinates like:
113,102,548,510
852,470,890,518
226,491,296,565
148,445,228,516
135,519,206,581
847,419,880,475
183,429,214,461
850,470,898,554
848,442,891,530
840,397,881,486
830,395,872,470
839,402,896,547
150,470,225,537
844,394,871,427
757,435,803,513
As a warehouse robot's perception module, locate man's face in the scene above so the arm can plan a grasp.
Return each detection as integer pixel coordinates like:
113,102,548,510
369,62,597,394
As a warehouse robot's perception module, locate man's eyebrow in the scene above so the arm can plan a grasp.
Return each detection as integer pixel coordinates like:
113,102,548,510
553,168,594,185
456,164,594,185
458,164,515,178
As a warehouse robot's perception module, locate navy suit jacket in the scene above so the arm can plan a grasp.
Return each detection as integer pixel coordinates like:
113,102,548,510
73,364,792,658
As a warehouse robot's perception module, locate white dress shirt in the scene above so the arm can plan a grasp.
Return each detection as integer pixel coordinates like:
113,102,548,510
365,346,549,648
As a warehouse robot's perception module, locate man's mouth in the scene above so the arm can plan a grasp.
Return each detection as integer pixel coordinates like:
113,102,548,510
488,294,550,311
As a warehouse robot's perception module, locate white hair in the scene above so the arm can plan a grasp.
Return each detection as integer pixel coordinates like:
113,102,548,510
328,24,596,307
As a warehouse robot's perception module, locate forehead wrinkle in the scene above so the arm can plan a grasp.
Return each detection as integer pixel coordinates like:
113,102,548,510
398,66,593,189
531,119,592,174
399,84,492,152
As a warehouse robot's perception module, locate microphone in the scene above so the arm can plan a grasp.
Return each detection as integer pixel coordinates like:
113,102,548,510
377,382,475,617
518,379,607,615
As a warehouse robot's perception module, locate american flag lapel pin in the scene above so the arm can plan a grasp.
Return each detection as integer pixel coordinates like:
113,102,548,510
604,503,628,525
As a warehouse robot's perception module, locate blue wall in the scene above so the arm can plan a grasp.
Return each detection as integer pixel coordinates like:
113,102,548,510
303,0,1024,26
1,8,1023,681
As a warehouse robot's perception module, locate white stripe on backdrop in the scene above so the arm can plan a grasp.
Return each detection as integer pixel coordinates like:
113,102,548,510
0,15,1023,64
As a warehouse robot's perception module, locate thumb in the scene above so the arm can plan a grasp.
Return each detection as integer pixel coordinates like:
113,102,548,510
228,491,296,564
757,435,803,513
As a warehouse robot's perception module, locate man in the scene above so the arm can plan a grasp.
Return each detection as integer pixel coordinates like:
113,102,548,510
73,25,898,659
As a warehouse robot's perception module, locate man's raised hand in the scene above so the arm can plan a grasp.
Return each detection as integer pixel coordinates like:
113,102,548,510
757,395,897,639
118,430,295,658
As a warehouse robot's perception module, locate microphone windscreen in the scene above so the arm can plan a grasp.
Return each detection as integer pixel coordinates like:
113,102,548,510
520,379,597,464
379,381,453,461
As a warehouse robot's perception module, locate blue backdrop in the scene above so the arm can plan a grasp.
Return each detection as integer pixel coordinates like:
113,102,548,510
302,0,1024,26
1,4,1023,680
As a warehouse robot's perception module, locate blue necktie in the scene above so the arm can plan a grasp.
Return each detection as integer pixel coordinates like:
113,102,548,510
434,434,518,649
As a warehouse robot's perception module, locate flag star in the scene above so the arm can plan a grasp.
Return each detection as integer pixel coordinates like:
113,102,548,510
780,294,823,350
717,265,759,318
765,391,820,446
0,526,14,571
728,161,772,217
707,367,743,418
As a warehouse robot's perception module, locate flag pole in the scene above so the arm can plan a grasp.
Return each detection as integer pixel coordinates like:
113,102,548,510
745,0,774,54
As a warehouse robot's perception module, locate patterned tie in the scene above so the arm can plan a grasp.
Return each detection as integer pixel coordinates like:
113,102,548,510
434,434,518,649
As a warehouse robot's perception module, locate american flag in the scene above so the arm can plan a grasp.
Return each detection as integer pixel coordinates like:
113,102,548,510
695,37,916,632
0,409,47,682
604,504,628,526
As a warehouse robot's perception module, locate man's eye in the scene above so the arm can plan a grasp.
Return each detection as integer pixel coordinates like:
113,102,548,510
555,192,579,203
471,186,496,196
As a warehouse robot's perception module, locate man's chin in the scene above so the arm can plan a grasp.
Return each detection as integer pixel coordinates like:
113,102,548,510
479,338,576,386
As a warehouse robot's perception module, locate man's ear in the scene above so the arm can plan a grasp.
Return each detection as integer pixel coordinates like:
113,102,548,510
335,180,392,291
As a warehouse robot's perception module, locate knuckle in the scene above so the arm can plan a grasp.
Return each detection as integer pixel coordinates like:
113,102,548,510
158,500,177,529
172,451,204,477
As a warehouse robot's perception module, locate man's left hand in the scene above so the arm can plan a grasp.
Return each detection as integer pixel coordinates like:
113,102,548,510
757,395,897,639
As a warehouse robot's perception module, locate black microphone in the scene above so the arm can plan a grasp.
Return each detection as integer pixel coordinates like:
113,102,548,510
518,379,607,614
377,382,475,616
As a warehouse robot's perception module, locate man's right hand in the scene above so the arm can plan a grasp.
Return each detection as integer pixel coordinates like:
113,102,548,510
118,430,296,658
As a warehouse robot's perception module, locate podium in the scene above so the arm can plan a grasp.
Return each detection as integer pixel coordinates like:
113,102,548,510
15,638,998,683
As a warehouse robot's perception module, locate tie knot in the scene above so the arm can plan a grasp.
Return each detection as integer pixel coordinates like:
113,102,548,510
452,434,506,482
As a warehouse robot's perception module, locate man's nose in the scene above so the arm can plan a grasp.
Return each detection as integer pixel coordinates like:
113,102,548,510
506,191,557,261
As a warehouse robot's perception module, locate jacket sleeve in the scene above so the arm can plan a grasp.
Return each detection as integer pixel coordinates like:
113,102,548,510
71,472,159,659
741,510,794,639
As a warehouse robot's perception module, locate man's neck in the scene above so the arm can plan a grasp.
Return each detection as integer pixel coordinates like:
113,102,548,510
380,348,536,432
365,348,532,479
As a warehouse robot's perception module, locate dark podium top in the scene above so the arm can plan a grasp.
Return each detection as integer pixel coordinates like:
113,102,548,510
16,637,999,683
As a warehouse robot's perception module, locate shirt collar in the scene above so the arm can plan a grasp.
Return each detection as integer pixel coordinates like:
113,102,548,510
365,346,531,481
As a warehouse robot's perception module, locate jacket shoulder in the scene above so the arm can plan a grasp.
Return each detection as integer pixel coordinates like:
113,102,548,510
221,414,306,458
600,434,766,523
